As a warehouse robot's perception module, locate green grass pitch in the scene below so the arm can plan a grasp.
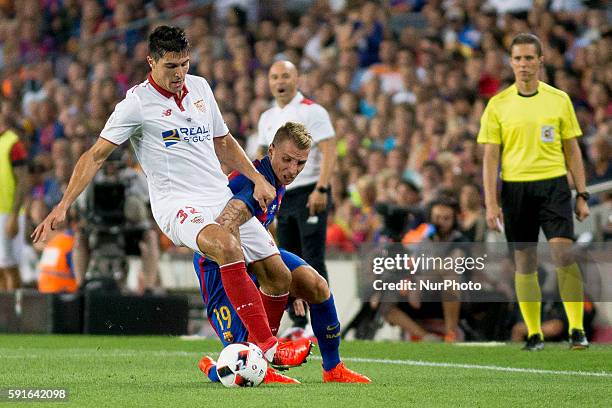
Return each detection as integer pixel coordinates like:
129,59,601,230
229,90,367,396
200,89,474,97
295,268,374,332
0,335,611,407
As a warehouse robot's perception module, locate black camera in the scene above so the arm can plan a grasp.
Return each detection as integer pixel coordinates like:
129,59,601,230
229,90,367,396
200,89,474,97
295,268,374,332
375,203,424,242
82,181,128,290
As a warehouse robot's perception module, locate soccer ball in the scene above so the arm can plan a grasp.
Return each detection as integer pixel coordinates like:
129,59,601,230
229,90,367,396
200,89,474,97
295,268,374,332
216,342,267,388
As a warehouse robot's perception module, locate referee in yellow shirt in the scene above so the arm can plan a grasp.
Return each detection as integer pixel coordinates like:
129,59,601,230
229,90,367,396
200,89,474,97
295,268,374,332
478,33,590,351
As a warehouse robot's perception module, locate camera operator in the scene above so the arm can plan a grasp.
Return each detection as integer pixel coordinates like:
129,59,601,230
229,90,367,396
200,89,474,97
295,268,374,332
382,197,468,342
343,179,423,339
375,179,424,242
74,148,159,294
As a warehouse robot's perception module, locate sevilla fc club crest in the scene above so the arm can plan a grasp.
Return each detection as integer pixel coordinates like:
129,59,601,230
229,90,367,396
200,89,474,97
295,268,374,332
194,99,206,113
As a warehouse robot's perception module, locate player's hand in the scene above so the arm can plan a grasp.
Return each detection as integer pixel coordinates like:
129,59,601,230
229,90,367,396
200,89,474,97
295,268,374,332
31,203,67,243
253,175,276,212
293,299,307,316
575,198,590,222
307,190,327,216
485,205,504,232
5,213,18,239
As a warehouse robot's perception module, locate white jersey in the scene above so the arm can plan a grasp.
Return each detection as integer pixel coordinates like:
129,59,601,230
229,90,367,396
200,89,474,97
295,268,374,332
100,74,230,232
258,92,334,190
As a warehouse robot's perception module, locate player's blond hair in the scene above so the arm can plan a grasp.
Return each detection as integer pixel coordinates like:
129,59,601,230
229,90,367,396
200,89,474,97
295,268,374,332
271,122,312,150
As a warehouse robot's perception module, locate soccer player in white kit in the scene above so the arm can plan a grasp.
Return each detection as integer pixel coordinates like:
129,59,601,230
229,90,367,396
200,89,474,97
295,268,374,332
32,26,311,369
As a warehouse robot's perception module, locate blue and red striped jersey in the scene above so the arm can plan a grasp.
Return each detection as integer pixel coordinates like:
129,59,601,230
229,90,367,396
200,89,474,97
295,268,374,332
228,156,285,228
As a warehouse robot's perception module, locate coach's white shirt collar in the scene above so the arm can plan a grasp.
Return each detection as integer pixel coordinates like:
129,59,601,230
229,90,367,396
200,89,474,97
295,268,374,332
275,91,304,109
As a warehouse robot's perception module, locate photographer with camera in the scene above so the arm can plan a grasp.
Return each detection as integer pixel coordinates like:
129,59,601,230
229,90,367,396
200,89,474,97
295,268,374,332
375,178,423,242
382,197,467,342
342,178,424,339
73,148,159,294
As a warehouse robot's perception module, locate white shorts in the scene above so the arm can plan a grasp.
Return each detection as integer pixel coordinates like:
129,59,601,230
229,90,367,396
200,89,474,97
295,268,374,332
166,201,278,265
0,213,25,268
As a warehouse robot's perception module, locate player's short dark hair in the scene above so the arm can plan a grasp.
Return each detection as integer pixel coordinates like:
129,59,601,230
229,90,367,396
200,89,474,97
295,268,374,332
510,33,542,57
148,25,190,61
271,122,312,150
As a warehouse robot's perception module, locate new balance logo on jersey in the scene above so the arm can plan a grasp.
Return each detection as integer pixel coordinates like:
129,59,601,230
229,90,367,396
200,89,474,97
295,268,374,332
162,108,172,117
161,125,212,147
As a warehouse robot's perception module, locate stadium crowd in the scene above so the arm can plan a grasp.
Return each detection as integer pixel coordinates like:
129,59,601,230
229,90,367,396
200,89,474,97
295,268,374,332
0,0,610,294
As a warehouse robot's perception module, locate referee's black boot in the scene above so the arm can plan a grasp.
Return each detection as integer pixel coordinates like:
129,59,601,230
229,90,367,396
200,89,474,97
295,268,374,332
569,329,589,350
522,334,544,351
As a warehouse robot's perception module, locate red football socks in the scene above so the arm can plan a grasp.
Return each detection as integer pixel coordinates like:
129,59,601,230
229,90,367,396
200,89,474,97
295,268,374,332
259,290,289,336
219,261,276,352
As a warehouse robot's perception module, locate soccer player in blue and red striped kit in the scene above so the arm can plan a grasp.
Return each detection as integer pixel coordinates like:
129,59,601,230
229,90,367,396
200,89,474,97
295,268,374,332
195,122,370,384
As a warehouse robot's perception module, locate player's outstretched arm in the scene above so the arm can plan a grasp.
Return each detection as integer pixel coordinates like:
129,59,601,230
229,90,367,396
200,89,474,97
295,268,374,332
214,134,275,211
31,137,117,243
215,199,253,241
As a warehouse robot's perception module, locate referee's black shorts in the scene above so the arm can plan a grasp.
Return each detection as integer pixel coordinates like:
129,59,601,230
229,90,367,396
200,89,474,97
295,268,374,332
501,175,574,243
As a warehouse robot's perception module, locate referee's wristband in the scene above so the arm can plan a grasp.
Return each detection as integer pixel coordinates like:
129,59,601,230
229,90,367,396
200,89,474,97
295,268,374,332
576,191,590,201
316,186,330,194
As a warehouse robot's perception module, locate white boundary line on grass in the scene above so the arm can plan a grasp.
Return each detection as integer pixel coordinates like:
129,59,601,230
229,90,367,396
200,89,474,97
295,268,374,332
453,342,506,347
0,348,205,359
315,356,612,378
1,347,611,378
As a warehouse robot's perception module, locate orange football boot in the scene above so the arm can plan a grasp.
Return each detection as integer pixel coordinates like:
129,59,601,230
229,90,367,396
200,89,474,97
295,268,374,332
323,362,371,383
198,356,216,377
270,338,313,370
444,331,457,343
263,367,301,384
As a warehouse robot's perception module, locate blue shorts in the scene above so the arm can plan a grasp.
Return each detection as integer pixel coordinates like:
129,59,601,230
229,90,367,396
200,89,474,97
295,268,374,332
278,248,308,272
193,249,308,346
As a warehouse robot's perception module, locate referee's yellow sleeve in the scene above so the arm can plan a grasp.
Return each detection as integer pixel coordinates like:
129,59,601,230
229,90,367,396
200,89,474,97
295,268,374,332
477,104,501,144
560,93,582,140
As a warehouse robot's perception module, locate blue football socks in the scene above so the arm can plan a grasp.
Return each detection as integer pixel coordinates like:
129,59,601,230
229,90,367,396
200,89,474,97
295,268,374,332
208,365,220,382
310,294,341,371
